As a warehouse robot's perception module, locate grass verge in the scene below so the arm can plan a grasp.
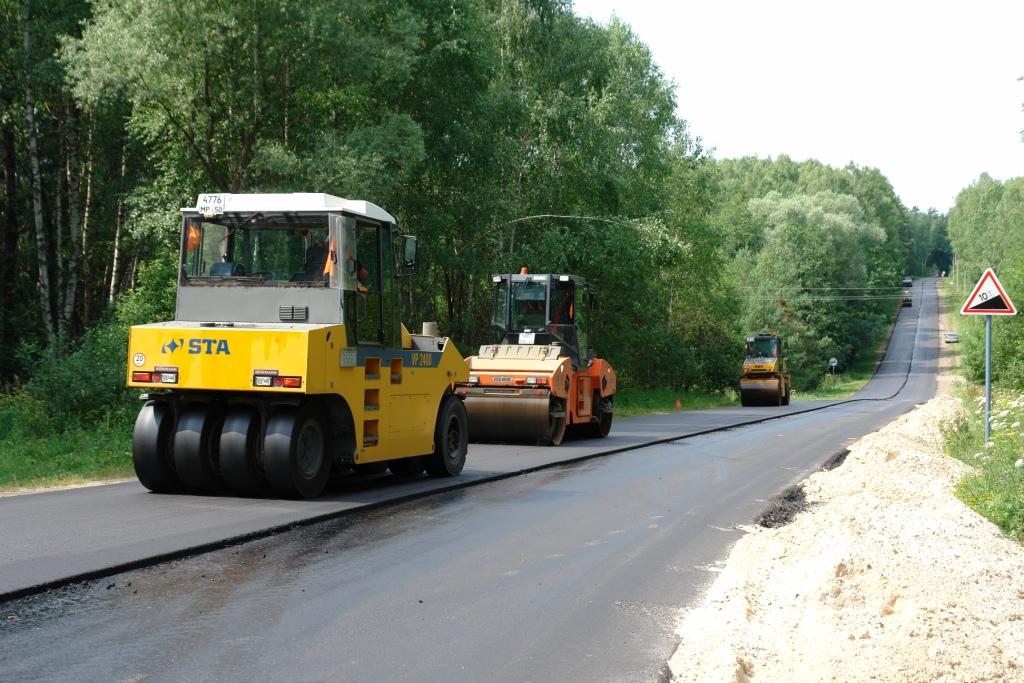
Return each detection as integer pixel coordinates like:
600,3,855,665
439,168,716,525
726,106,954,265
615,387,736,418
0,400,134,493
943,384,1024,543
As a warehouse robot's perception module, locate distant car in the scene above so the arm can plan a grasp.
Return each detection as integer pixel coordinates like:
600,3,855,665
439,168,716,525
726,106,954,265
902,276,913,287
944,331,959,343
902,291,912,307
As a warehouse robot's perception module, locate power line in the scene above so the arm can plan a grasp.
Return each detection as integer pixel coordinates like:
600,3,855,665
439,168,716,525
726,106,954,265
744,295,910,302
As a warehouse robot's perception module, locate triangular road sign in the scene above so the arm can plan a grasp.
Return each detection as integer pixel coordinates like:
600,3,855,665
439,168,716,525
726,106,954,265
961,268,1017,315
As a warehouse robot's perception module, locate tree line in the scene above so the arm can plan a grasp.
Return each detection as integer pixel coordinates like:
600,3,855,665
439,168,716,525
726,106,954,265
948,173,1024,388
0,0,947,439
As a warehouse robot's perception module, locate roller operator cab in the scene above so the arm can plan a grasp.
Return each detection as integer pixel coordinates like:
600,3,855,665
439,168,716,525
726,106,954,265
126,193,469,499
740,332,792,407
457,270,616,446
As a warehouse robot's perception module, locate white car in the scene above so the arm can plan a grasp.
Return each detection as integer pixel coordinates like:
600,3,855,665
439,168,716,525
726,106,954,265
944,332,959,344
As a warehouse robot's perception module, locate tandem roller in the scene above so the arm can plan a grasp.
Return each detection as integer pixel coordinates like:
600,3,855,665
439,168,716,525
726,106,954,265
456,269,616,446
739,331,792,407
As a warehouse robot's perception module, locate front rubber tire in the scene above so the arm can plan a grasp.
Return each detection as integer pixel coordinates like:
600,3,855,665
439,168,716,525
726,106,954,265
219,406,267,496
424,397,468,477
173,404,225,494
264,405,330,499
132,401,179,493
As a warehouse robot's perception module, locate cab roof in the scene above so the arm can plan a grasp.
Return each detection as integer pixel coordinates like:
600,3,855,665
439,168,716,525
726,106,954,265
492,273,589,287
181,192,395,224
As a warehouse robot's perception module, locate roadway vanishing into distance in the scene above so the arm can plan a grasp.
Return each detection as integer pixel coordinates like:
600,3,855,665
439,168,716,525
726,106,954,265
0,280,939,682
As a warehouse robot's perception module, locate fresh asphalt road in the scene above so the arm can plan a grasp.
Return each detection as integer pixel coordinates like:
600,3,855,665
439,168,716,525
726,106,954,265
0,281,938,681
0,285,924,601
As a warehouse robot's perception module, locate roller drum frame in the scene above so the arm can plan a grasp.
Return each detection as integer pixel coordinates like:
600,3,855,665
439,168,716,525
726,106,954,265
465,394,566,445
740,385,783,407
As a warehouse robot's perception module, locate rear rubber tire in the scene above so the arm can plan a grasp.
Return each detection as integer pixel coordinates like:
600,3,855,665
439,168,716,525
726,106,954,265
389,456,426,477
173,404,226,494
219,406,267,496
132,401,179,493
591,394,613,438
424,397,468,477
543,397,567,446
264,405,330,499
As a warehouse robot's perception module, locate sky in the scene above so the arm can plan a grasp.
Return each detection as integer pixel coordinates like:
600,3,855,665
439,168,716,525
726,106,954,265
572,0,1024,212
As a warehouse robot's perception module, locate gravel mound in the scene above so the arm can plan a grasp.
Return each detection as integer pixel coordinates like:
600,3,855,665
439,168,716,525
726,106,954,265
668,395,1024,682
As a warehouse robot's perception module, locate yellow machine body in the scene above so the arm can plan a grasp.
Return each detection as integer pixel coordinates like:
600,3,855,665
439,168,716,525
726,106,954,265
127,192,471,499
127,322,467,463
739,332,792,406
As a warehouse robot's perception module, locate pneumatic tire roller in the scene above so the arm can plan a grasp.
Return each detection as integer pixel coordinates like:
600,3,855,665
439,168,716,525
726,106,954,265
127,192,469,499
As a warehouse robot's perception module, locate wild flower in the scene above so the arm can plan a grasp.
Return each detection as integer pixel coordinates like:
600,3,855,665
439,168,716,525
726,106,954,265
1015,458,1024,469
1012,422,1021,430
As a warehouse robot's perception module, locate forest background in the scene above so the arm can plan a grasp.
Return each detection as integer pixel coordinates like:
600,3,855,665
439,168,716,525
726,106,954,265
1,0,999,486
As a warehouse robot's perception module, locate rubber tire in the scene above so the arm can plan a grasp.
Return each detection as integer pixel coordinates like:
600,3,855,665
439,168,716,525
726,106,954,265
219,406,267,496
389,456,426,477
589,394,613,438
132,400,179,493
173,405,226,494
782,387,791,406
264,405,331,499
544,397,567,446
424,397,468,477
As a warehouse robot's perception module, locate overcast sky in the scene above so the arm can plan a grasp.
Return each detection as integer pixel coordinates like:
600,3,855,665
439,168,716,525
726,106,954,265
573,0,1024,212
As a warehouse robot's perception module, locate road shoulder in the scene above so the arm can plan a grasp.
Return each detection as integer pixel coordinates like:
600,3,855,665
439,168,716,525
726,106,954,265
667,388,1024,680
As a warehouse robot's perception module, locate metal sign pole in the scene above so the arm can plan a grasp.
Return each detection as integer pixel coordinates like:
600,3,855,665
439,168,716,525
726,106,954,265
985,314,992,443
960,267,1016,442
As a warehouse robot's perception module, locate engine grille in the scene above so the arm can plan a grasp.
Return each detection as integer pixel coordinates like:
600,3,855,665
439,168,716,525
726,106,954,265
279,305,309,322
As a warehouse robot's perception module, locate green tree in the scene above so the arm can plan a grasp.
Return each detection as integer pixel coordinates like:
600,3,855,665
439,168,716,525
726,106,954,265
745,191,886,389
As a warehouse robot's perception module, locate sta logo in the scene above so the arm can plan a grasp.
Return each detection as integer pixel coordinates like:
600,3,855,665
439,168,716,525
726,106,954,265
162,338,231,355
188,339,231,355
161,338,185,354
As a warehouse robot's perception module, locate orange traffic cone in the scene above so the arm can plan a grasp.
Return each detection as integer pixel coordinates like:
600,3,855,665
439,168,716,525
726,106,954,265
675,397,682,411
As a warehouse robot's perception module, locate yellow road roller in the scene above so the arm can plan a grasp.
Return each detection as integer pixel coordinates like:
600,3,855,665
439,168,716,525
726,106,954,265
740,331,791,406
457,269,616,445
126,193,469,498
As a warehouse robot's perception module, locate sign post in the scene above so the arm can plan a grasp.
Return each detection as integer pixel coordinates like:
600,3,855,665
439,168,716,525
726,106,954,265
960,268,1017,442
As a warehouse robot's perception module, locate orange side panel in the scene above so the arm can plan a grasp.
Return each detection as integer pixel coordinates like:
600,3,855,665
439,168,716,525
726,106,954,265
573,375,592,422
585,357,616,397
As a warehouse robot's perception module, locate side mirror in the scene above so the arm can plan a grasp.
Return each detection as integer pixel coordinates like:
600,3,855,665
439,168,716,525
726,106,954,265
402,235,417,272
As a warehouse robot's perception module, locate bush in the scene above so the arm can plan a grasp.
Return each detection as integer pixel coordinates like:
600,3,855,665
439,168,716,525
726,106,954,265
944,386,1024,543
0,254,178,488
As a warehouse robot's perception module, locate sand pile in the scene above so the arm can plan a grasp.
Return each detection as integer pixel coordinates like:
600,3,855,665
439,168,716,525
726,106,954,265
669,395,1024,682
